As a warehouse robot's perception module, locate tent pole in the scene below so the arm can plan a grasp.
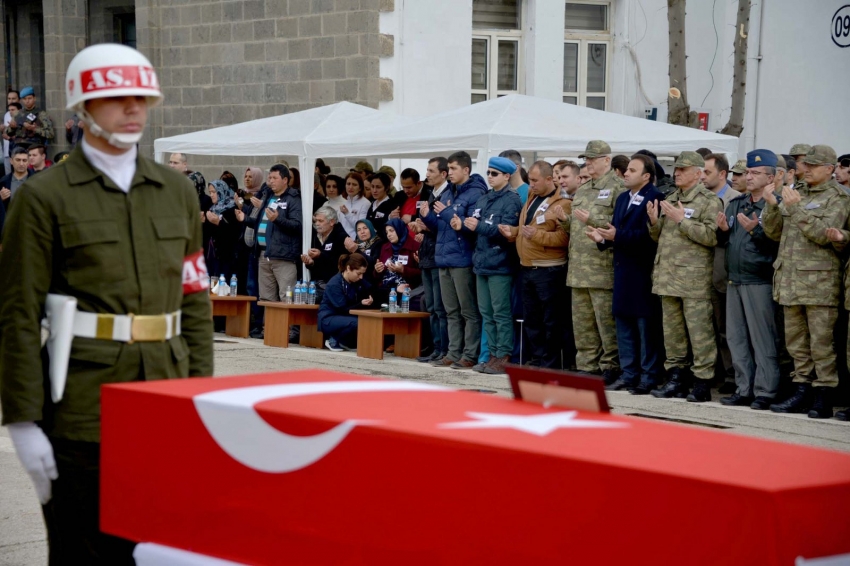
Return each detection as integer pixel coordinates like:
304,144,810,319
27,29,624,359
299,156,316,283
475,147,490,178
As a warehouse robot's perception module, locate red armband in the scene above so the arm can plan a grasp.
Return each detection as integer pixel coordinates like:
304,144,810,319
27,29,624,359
182,250,210,295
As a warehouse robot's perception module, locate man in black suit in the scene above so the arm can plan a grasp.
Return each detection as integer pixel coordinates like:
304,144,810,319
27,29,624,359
586,154,666,394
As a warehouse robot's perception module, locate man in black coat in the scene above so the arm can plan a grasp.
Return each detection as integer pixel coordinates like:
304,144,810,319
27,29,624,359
587,154,666,394
302,205,349,303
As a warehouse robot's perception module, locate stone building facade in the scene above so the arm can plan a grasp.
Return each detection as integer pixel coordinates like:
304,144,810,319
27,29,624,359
0,0,394,179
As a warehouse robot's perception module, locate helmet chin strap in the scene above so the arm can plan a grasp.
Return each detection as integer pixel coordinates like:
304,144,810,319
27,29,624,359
78,109,142,150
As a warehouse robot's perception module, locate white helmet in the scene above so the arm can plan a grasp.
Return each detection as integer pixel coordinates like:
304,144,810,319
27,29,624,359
65,43,163,149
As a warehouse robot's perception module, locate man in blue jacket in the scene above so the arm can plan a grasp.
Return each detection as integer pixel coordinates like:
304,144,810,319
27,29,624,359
587,154,665,394
463,156,522,375
421,151,486,368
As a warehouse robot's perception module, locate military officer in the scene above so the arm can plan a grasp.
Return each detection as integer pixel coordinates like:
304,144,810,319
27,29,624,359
647,151,722,402
766,145,850,418
4,86,55,150
729,159,747,194
0,44,213,563
788,143,812,190
559,140,626,383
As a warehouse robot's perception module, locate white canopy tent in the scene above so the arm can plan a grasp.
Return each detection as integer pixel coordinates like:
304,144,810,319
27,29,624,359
153,102,408,260
308,94,740,176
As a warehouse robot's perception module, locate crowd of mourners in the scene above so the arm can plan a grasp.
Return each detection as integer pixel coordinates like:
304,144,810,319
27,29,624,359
160,141,850,422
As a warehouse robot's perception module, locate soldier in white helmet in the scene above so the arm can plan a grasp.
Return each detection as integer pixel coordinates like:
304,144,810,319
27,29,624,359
0,44,213,563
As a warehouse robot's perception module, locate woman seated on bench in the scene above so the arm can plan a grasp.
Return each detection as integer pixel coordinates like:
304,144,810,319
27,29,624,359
318,253,374,352
373,218,422,305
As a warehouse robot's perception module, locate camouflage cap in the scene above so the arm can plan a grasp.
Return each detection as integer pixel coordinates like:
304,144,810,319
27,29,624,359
788,143,812,157
350,161,374,173
673,151,705,169
775,155,787,170
802,144,837,166
578,140,611,159
730,159,747,174
377,165,396,178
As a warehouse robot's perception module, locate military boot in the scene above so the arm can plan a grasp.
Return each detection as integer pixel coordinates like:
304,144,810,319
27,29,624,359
601,368,620,386
807,387,834,419
769,383,812,414
834,407,850,421
686,379,712,403
651,368,689,399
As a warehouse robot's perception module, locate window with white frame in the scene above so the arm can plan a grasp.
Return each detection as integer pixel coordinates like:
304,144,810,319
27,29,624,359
563,2,610,110
471,0,522,104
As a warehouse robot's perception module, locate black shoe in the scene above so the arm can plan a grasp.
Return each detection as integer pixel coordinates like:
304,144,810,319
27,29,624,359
834,407,850,421
770,383,812,414
651,379,688,399
605,378,636,392
808,387,834,419
750,396,772,410
249,328,264,339
720,393,754,406
601,369,620,386
630,381,655,395
417,350,442,363
687,380,712,402
717,381,737,395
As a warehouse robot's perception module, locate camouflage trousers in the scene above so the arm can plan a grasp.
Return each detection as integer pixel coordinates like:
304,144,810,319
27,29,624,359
660,295,716,380
571,287,619,372
784,305,839,388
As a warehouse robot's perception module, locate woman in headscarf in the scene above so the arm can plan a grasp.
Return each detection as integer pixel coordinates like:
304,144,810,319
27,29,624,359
373,218,421,305
203,180,241,281
338,172,371,238
343,218,383,280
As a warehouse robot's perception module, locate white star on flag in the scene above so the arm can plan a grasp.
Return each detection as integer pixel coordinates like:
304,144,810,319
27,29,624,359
438,411,629,436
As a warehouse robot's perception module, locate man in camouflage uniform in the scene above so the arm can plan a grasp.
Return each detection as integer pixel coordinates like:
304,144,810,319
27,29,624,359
648,151,722,402
4,86,54,151
560,140,625,383
729,159,747,194
788,143,812,190
766,145,850,418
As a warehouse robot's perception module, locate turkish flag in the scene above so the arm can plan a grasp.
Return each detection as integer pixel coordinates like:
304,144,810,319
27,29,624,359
101,371,850,565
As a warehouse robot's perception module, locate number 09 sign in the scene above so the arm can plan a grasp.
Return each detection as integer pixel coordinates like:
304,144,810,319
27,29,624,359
833,5,850,48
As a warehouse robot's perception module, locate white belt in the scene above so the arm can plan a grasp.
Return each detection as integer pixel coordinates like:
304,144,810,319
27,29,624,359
72,310,182,343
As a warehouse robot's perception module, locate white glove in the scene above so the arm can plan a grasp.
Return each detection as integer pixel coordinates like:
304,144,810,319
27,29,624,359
8,422,58,505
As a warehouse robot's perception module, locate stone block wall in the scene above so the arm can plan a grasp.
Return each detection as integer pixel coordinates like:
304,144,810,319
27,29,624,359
142,0,391,181
2,0,393,181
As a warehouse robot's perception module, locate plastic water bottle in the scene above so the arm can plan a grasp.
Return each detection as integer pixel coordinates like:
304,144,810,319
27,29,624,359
389,288,398,313
285,286,293,304
229,275,238,297
401,287,410,313
308,281,317,305
218,274,227,297
294,281,302,304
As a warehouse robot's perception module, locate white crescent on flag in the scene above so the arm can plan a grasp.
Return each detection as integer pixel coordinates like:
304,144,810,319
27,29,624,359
193,381,451,473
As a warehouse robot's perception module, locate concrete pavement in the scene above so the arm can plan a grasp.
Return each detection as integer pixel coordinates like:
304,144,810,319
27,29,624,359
2,334,848,565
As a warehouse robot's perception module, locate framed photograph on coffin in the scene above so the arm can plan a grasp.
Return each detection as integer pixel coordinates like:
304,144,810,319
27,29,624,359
506,365,610,413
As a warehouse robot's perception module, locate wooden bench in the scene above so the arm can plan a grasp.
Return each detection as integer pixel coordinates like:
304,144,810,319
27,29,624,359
349,310,431,360
259,302,323,349
210,295,257,338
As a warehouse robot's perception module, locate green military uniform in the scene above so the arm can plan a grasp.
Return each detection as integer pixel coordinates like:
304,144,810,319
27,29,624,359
763,146,850,390
562,143,626,373
649,152,722,381
5,105,55,149
0,147,214,442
